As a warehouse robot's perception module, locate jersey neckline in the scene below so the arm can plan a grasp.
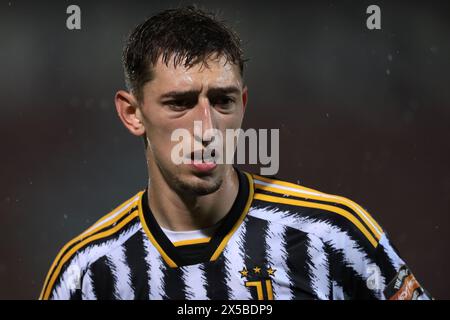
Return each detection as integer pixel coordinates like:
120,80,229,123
138,167,254,268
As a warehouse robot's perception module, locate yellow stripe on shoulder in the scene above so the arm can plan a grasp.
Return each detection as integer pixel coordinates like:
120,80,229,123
41,210,140,300
253,192,379,248
252,174,383,239
81,192,142,237
39,191,144,300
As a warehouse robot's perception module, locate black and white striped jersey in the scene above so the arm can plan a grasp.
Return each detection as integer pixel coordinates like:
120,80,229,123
40,168,431,300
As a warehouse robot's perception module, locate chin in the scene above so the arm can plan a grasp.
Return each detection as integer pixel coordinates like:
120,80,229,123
174,168,223,196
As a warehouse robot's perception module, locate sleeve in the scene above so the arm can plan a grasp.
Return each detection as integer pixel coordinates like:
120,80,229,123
320,195,433,300
329,230,433,300
367,232,433,300
39,248,84,300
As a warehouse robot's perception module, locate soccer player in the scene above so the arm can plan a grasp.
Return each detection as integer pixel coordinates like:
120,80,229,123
40,6,431,300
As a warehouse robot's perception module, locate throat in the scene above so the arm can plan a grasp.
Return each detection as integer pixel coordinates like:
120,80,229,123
147,167,240,231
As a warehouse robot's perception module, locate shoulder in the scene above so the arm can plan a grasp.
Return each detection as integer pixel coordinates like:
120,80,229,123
39,190,144,300
247,172,384,250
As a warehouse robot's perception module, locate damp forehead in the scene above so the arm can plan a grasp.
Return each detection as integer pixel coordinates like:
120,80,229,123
150,55,243,94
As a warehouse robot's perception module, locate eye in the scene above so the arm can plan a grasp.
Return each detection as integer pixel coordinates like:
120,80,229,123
210,96,235,107
164,98,197,111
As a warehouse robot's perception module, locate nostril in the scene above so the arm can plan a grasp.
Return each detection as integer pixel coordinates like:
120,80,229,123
202,135,215,147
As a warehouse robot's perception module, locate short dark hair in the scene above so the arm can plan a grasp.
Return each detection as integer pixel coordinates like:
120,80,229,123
122,6,246,103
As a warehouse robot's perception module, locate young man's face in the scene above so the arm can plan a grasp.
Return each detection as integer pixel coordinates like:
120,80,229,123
138,54,247,196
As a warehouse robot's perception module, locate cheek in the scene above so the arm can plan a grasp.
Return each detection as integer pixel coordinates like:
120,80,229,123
146,117,193,160
146,123,178,149
220,112,244,131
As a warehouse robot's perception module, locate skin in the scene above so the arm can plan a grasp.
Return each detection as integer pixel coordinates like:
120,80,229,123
115,54,248,231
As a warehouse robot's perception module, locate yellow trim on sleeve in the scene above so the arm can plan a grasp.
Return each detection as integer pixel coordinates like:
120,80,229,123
253,193,379,248
39,192,142,300
42,211,140,300
253,174,383,237
82,193,141,236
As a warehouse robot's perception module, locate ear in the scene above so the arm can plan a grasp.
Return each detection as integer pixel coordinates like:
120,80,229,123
115,90,146,137
242,86,248,113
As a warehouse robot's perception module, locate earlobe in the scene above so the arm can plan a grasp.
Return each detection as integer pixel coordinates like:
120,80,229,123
115,90,146,137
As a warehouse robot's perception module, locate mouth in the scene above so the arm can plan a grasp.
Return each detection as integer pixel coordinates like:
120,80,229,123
187,149,218,172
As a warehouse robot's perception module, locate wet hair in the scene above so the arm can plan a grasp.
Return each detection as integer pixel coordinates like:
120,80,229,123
122,5,246,103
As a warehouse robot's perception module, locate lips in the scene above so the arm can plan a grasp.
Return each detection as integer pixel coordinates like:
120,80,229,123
190,161,217,172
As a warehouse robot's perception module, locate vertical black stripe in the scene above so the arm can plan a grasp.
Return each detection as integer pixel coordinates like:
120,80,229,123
89,256,116,300
254,200,376,252
69,289,82,300
375,234,401,285
375,237,401,282
203,255,230,299
284,226,317,300
123,231,150,300
242,215,270,300
162,267,187,300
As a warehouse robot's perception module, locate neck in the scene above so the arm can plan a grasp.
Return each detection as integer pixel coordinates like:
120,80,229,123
146,164,239,232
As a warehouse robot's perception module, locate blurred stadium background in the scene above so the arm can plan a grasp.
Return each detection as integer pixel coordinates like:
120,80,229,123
0,0,449,299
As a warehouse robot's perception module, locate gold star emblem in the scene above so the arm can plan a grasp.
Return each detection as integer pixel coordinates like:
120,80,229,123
253,266,261,274
239,267,249,278
267,267,277,276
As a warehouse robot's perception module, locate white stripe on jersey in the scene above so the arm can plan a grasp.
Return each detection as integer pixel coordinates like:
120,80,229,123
182,264,209,300
263,221,294,300
51,222,141,300
378,233,404,270
81,269,97,300
306,233,330,299
248,206,386,299
222,219,252,300
378,234,430,300
142,230,166,300
107,244,134,299
332,280,345,300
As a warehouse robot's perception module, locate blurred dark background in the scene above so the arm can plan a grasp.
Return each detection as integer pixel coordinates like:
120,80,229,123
1,0,449,299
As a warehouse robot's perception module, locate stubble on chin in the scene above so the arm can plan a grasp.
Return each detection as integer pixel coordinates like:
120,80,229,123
173,172,223,196
158,163,223,197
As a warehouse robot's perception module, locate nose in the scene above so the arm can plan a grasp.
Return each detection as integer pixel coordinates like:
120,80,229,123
195,97,216,148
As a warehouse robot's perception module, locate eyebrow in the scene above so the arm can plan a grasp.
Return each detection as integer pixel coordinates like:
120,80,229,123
207,86,241,96
159,86,241,100
160,89,200,100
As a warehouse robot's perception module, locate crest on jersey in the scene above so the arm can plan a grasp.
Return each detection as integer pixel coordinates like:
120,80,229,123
239,265,276,300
